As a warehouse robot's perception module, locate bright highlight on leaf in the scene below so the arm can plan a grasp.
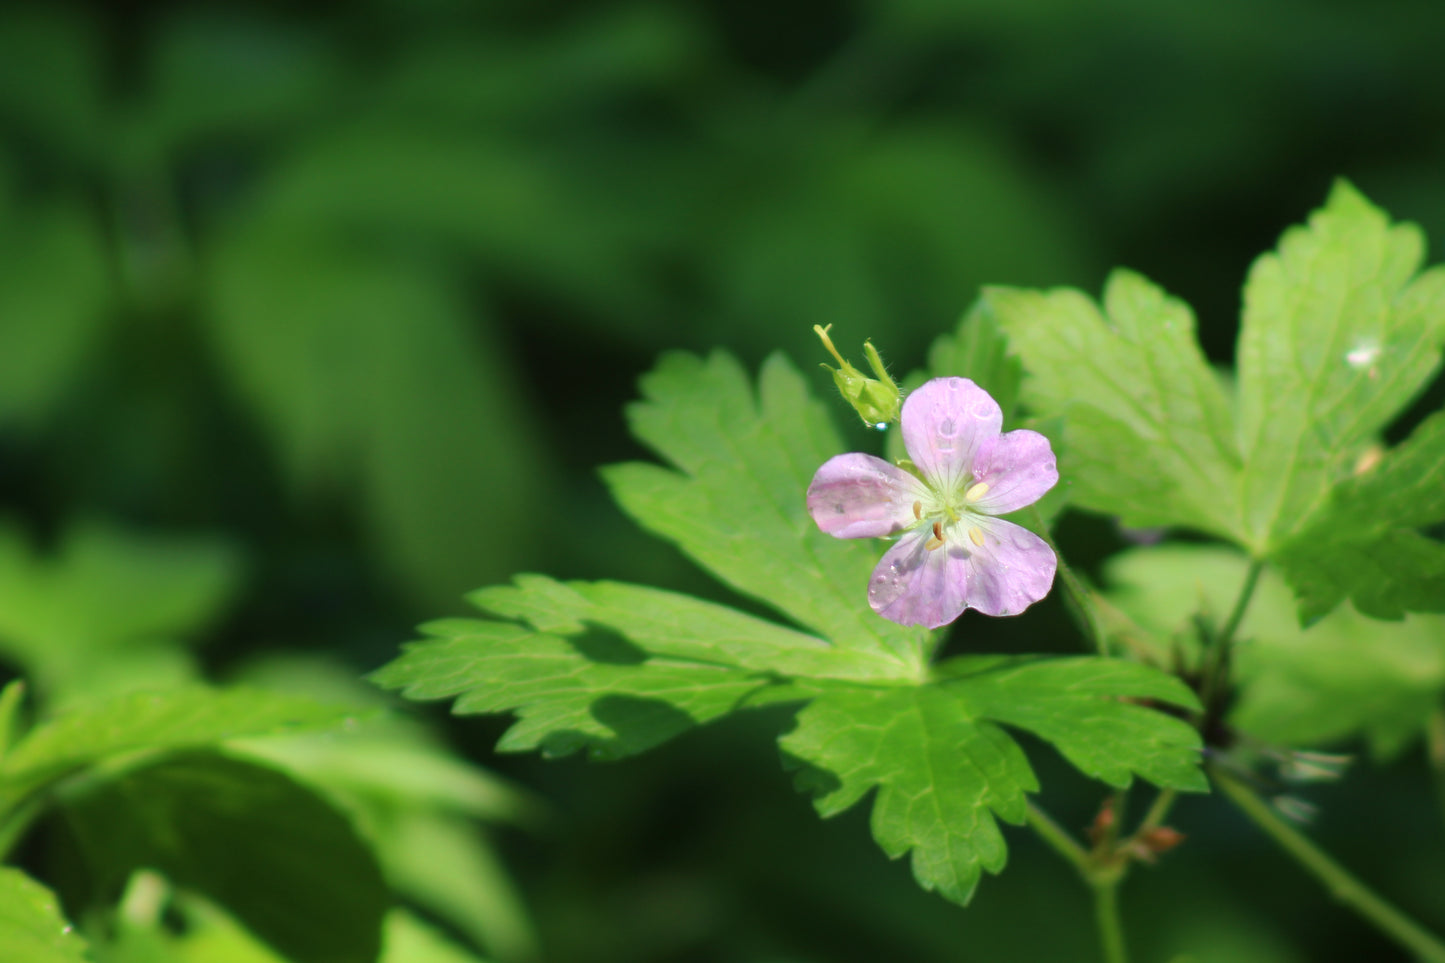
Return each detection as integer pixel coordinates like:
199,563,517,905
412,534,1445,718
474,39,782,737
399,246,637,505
807,377,1059,628
984,181,1445,623
374,353,1207,907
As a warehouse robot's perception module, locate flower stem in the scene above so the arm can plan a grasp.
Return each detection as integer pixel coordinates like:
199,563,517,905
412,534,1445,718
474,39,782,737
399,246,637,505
1131,789,1177,840
1213,766,1445,963
1093,880,1130,963
1026,801,1090,875
1027,802,1132,963
1027,507,1108,656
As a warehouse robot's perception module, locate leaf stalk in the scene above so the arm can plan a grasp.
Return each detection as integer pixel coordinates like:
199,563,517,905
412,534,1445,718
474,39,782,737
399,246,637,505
1212,765,1445,963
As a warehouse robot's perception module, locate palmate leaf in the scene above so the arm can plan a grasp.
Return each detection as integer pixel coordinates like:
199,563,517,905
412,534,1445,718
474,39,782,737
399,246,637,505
376,351,1207,906
1271,409,1445,622
603,351,929,667
781,657,1203,903
987,182,1445,620
980,269,1242,541
1236,183,1445,550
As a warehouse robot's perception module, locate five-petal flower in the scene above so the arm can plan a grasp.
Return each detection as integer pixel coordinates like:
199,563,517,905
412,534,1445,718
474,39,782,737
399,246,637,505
807,377,1059,628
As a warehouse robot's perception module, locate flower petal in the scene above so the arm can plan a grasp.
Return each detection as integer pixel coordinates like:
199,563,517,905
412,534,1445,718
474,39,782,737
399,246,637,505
867,529,969,629
900,378,1002,494
807,453,929,539
969,429,1059,515
957,517,1057,616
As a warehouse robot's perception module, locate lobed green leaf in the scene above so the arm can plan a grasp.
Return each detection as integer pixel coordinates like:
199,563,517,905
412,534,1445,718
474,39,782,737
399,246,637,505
378,351,1210,908
780,656,1204,904
373,620,784,761
1237,181,1445,552
472,575,911,682
603,351,928,668
924,300,1024,423
1272,409,1445,621
982,269,1241,541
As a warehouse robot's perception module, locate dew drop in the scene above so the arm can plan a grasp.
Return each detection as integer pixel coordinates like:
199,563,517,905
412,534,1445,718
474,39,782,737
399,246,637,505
1345,342,1381,368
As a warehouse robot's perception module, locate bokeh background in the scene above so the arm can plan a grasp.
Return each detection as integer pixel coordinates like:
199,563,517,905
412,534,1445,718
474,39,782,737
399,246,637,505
2,0,1444,960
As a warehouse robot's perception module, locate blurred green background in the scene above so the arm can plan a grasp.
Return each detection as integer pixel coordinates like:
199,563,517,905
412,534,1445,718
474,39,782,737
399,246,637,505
2,0,1443,960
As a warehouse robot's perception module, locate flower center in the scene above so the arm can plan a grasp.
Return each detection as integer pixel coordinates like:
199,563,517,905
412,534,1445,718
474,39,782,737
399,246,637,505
915,481,990,551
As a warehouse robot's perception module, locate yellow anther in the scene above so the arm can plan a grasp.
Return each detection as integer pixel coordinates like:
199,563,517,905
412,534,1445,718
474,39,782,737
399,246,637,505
965,481,990,502
912,500,923,520
925,521,946,551
968,527,986,547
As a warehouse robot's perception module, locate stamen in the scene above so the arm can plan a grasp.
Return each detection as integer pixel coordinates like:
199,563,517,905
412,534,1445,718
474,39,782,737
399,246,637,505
933,521,944,541
925,520,945,552
912,500,923,520
965,481,990,502
968,527,985,547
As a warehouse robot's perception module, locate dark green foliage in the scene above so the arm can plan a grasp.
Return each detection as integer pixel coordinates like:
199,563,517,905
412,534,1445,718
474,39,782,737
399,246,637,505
61,751,388,963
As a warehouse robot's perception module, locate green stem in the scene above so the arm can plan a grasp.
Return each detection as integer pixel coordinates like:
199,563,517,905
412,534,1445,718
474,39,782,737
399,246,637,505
1198,558,1264,713
1028,507,1108,656
1216,558,1264,651
1131,789,1177,840
1025,801,1090,876
1213,766,1445,963
1027,802,1131,963
1093,880,1129,963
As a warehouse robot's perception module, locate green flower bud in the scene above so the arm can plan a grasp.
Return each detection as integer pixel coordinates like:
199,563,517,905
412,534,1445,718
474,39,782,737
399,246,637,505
813,324,902,429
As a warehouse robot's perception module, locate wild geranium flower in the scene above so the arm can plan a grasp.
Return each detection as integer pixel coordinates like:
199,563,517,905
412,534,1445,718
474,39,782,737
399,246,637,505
807,377,1059,629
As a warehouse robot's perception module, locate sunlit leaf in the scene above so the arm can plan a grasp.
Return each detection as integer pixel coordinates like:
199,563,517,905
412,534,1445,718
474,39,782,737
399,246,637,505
377,351,1207,907
1272,409,1445,621
374,619,780,761
983,269,1241,541
1237,181,1445,552
1,687,359,794
0,868,88,963
781,657,1202,903
603,351,927,667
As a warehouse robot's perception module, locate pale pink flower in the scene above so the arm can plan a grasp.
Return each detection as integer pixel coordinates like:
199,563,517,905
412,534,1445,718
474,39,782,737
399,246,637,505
807,377,1059,628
